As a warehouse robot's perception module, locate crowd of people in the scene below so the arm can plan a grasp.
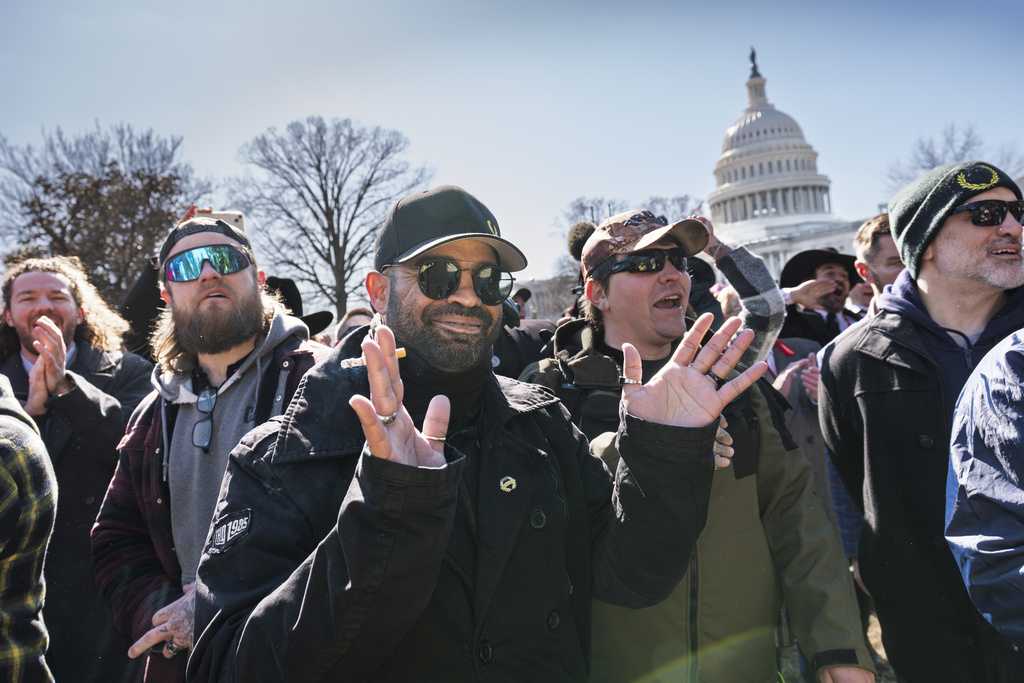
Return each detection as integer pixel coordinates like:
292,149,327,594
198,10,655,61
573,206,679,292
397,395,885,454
0,160,1022,683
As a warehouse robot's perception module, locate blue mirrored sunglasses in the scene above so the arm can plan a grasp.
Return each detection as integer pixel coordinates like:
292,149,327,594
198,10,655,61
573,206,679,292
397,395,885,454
164,244,252,283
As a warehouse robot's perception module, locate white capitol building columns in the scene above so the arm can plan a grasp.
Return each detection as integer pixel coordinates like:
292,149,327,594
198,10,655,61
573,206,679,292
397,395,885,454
703,50,861,278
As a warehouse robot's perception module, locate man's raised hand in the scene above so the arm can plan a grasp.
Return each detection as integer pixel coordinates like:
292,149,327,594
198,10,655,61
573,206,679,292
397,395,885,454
621,313,768,428
32,315,71,395
788,278,838,309
348,325,448,469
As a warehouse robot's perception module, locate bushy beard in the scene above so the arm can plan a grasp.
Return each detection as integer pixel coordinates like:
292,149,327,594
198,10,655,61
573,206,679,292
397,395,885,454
172,286,265,355
387,296,500,373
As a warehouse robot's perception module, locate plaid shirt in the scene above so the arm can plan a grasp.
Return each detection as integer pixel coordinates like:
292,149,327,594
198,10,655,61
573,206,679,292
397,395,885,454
0,402,57,683
715,245,787,365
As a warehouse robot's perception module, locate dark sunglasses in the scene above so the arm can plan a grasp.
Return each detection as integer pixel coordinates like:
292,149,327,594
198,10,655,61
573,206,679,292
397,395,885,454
192,388,217,452
951,199,1024,227
164,244,252,283
413,257,514,306
592,247,689,280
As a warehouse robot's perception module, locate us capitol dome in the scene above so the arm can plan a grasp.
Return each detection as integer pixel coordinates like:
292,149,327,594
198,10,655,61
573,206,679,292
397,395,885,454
707,50,861,277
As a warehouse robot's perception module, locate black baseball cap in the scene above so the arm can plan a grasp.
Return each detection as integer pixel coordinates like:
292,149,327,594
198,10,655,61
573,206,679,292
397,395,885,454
374,185,528,272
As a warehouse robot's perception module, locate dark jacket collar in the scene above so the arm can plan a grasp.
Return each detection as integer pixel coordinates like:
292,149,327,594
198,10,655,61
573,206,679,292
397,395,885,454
864,275,1024,371
550,318,620,389
270,329,559,464
0,341,114,396
70,341,117,376
853,311,935,373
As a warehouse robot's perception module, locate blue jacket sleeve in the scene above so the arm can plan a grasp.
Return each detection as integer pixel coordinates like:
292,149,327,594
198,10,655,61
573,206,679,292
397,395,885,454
946,334,1024,644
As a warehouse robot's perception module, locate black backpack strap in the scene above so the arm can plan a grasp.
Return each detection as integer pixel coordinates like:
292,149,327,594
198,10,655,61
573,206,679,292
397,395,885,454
756,378,798,452
552,356,589,430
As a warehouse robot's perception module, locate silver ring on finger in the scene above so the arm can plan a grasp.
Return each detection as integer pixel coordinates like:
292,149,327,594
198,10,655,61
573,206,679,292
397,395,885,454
378,411,398,426
619,375,642,386
165,641,180,656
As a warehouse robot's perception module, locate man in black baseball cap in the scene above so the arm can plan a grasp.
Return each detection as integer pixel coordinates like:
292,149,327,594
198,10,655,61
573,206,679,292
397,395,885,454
189,185,768,682
374,185,527,272
368,185,527,373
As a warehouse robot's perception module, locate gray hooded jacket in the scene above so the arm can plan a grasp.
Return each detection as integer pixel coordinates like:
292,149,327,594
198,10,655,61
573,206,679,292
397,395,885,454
152,313,308,584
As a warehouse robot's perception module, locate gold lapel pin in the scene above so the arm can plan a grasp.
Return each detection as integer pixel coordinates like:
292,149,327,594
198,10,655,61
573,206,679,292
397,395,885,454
499,476,517,493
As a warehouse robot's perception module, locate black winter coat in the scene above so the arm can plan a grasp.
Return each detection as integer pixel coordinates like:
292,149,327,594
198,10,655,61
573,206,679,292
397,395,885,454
1,342,152,683
819,305,1024,682
187,340,716,682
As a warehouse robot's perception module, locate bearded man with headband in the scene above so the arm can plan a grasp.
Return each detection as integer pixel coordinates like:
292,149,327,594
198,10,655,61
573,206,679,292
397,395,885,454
92,215,326,682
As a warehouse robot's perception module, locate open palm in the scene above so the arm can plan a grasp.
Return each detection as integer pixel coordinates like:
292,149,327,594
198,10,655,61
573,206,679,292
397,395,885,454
622,314,767,428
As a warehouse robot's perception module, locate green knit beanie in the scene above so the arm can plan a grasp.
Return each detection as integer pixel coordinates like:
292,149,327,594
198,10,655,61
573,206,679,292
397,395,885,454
888,161,1022,278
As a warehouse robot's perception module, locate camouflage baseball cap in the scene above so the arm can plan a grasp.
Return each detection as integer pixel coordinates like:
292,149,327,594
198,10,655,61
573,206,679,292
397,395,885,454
581,209,709,278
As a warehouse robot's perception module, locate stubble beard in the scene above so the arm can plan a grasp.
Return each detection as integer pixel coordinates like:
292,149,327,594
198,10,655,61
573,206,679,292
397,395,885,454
820,291,846,314
387,296,500,373
977,260,1024,290
940,246,1024,291
172,286,266,355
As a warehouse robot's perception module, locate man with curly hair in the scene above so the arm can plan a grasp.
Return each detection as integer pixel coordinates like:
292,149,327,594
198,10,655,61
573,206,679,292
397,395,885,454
0,255,152,682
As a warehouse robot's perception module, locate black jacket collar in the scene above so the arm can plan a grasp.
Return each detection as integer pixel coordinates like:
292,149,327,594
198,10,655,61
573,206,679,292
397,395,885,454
0,341,115,397
270,329,559,465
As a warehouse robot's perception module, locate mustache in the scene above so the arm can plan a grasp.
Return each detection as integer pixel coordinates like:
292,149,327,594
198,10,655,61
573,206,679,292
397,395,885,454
425,302,493,327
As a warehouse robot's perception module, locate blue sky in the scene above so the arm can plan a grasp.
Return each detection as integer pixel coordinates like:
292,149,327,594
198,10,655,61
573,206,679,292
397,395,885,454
3,0,1021,280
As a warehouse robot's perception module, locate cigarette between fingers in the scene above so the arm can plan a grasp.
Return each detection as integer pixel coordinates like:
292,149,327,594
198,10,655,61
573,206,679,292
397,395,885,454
340,347,407,368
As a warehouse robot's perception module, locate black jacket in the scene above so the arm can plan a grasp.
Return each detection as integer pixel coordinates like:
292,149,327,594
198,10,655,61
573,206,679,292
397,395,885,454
819,276,1024,682
492,319,555,379
779,305,863,347
188,334,716,682
1,342,152,683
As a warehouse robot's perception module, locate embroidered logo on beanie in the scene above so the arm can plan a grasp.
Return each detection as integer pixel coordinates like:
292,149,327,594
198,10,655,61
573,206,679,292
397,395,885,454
957,164,1000,192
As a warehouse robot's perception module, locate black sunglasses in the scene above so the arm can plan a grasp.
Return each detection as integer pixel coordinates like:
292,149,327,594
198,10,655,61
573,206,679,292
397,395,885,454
412,257,514,306
192,387,217,452
591,247,689,280
950,199,1024,227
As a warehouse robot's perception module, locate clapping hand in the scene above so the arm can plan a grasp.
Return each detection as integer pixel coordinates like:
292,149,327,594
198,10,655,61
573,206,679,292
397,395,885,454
772,356,811,398
621,313,767,428
24,315,71,415
801,353,821,405
348,326,448,469
32,316,71,395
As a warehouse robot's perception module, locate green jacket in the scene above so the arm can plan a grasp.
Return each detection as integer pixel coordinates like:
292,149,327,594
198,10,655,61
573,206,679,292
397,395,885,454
523,319,873,683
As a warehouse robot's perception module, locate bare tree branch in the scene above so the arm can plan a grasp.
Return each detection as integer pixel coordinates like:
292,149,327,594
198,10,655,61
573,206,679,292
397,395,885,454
886,123,1024,192
0,123,209,304
232,116,431,318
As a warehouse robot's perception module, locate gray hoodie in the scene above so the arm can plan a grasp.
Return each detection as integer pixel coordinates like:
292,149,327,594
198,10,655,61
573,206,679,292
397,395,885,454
152,313,308,584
